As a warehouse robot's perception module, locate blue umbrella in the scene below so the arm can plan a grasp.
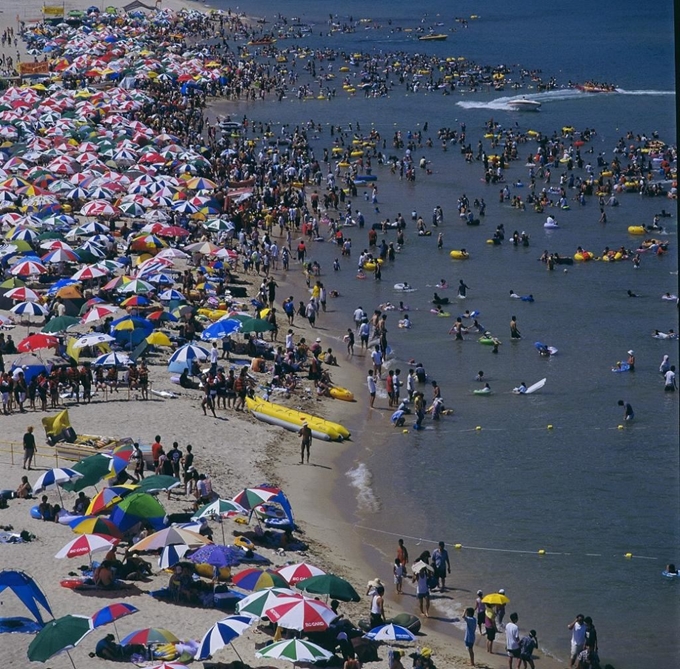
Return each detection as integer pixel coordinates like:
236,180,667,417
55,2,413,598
46,277,78,295
188,544,242,569
201,319,241,341
159,544,190,569
159,289,184,301
93,352,131,367
195,615,254,661
167,343,209,374
364,623,416,642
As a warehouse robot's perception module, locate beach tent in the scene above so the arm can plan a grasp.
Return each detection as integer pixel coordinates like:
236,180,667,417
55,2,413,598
0,570,53,630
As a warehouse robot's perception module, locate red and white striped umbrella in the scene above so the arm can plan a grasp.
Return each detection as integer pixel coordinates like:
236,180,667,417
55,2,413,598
55,534,117,559
10,260,47,276
81,304,119,324
80,200,119,217
72,265,109,281
275,562,327,585
3,286,41,302
264,596,338,632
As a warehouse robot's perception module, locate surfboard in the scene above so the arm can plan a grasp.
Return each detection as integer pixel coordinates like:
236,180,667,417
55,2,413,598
513,378,546,394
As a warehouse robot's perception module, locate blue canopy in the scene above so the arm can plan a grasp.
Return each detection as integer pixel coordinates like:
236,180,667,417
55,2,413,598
0,570,52,625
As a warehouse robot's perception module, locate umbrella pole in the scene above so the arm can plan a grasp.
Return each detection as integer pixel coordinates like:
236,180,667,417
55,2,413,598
113,620,120,643
229,641,243,661
65,649,78,669
220,517,225,545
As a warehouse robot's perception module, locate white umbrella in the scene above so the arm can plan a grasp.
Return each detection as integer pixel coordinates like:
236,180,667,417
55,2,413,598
195,616,254,661
255,639,333,664
73,333,115,349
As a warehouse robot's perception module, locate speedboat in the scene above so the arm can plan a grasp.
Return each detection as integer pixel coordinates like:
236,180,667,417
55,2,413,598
507,98,541,111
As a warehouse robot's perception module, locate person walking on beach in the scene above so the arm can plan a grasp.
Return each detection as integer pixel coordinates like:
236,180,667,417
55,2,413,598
23,426,36,470
519,630,538,669
369,585,385,628
298,422,312,464
505,612,521,669
568,614,587,667
393,558,405,594
510,316,521,339
431,541,451,590
463,607,477,666
485,603,498,655
397,538,409,566
413,564,431,617
367,369,377,408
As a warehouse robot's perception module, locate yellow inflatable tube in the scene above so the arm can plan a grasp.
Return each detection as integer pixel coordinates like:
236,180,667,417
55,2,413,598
627,226,645,235
246,396,351,442
329,386,355,402
449,250,469,259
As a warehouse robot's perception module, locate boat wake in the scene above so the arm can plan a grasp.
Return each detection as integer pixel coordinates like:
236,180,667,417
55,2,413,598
457,87,674,111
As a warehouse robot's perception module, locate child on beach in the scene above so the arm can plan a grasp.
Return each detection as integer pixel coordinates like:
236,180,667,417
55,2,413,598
393,558,404,593
463,607,477,666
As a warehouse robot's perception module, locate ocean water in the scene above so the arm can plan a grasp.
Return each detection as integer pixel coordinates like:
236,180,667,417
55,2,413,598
211,0,678,666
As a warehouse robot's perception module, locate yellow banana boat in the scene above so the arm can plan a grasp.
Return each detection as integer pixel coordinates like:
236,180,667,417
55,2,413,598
246,397,351,441
329,386,355,402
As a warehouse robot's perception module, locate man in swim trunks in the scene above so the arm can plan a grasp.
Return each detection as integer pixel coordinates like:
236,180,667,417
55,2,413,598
298,422,312,463
617,400,634,421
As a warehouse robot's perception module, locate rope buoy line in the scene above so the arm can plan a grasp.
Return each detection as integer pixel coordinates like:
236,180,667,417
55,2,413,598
350,524,660,561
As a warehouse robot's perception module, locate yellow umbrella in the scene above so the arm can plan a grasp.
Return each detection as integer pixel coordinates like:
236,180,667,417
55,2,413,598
113,319,135,331
481,593,510,606
146,331,171,347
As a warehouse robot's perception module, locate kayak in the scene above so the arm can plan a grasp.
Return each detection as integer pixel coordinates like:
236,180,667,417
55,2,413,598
329,386,355,402
245,396,350,441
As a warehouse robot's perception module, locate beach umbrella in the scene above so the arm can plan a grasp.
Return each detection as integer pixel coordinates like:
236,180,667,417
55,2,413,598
86,488,126,515
17,333,59,353
70,516,123,540
110,492,166,532
167,342,209,374
201,319,241,340
157,248,188,260
145,331,172,347
150,663,191,669
232,568,289,592
188,544,242,569
81,304,119,323
10,260,47,276
159,543,190,569
135,474,182,494
132,526,209,552
159,288,184,301
147,309,178,324
255,639,333,664
62,452,124,492
295,574,360,602
0,276,26,288
3,286,40,301
41,315,80,333
80,200,119,217
120,628,179,646
11,301,48,318
42,248,79,263
482,592,510,606
236,588,298,619
93,351,131,367
184,240,218,255
192,498,247,520
33,467,83,503
195,616,254,661
237,317,275,333
232,486,281,512
72,264,109,281
364,623,416,642
158,225,190,238
121,294,151,308
73,332,115,349
119,278,154,294
27,614,94,663
276,562,327,586
264,596,338,632
90,602,139,630
55,534,117,560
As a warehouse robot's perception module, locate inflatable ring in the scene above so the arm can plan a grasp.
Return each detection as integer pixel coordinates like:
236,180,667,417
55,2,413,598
449,250,469,259
234,536,255,551
627,226,645,235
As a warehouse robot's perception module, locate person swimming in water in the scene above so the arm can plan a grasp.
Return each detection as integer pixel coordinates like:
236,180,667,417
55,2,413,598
516,382,527,394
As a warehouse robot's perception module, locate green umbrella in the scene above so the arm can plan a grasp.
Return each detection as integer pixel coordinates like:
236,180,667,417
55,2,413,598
28,614,93,663
237,317,275,333
255,639,333,664
0,277,26,288
62,453,115,492
38,231,65,241
135,474,182,494
41,315,80,333
295,574,360,602
111,492,166,531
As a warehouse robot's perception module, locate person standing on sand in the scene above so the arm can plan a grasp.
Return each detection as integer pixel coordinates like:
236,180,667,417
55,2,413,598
463,607,477,666
298,422,312,464
397,538,409,566
505,612,521,669
510,315,521,339
568,614,587,668
519,629,538,669
23,426,36,470
393,558,404,594
475,590,486,634
413,565,430,617
485,604,498,654
369,585,385,628
367,369,377,408
431,541,451,590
